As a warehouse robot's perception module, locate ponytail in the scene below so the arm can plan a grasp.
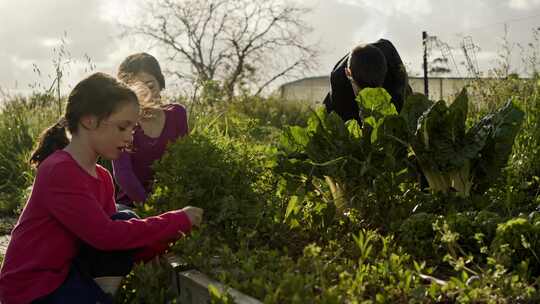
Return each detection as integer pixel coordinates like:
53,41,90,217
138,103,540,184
29,118,70,167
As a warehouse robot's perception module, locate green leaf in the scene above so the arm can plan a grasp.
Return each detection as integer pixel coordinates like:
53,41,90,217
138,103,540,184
285,195,302,219
280,126,310,154
400,92,433,134
364,116,378,129
415,95,471,171
412,95,472,195
412,91,524,196
356,87,397,118
468,99,525,191
447,88,468,143
346,119,363,140
365,117,383,143
415,101,454,165
377,115,409,145
289,126,310,147
376,115,410,165
357,88,399,144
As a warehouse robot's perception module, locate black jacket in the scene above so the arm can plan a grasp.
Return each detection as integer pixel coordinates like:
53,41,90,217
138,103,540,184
323,39,411,122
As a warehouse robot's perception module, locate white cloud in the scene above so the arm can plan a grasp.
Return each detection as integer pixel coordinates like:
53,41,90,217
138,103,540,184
2,0,540,94
508,0,540,10
0,0,124,92
10,56,35,70
350,17,389,44
41,38,70,47
98,0,141,25
335,0,432,17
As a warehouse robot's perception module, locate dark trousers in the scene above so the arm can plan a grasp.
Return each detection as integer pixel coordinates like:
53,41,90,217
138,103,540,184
31,265,114,304
32,210,139,303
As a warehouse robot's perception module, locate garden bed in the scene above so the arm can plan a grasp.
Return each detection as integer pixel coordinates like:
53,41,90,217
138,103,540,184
168,254,262,304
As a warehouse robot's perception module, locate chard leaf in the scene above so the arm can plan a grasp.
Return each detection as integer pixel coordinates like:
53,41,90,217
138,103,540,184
357,88,398,144
468,99,525,191
415,101,455,169
400,93,433,134
366,118,383,143
412,92,472,195
448,89,468,142
280,125,310,154
415,93,470,171
306,108,323,132
323,111,349,138
346,119,363,140
356,87,397,120
448,162,472,197
376,115,410,168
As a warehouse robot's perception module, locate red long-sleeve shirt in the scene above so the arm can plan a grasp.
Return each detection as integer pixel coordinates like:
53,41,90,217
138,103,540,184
0,150,192,304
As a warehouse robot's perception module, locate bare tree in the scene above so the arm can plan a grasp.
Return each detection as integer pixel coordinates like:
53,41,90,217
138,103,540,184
121,0,318,100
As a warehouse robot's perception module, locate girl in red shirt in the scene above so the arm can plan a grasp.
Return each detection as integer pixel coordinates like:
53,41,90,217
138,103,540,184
0,72,203,304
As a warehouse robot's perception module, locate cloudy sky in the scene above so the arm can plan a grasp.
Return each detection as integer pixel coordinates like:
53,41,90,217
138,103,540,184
1,0,539,96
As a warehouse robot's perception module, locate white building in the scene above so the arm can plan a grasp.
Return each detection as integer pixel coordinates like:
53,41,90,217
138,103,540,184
277,76,476,104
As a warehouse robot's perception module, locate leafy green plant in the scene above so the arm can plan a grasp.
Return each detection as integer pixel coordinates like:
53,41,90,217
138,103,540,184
404,89,524,197
0,98,45,215
108,87,540,302
115,257,179,303
276,88,410,217
399,212,441,260
491,217,540,276
505,74,540,191
0,92,65,215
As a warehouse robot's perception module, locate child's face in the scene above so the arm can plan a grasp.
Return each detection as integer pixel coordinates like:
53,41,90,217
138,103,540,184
346,67,361,96
129,71,162,103
88,102,140,160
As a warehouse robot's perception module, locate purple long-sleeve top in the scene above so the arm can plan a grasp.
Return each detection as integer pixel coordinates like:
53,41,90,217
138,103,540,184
112,104,188,205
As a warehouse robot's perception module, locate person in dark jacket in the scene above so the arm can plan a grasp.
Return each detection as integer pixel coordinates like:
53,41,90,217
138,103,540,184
323,39,412,122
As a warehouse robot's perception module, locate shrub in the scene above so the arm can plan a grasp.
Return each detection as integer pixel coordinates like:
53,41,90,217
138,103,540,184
491,217,540,276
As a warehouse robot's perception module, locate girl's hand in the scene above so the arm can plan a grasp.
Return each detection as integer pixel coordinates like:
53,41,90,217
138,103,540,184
181,206,204,227
129,81,153,104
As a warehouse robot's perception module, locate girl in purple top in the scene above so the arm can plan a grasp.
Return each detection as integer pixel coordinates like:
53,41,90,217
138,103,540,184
113,53,189,206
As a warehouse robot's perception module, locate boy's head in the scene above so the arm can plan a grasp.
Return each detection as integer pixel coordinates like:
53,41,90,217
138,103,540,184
118,53,165,103
346,44,387,94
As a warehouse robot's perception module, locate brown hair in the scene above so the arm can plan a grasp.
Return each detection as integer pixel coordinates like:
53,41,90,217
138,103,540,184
347,44,387,88
117,53,165,90
29,72,138,166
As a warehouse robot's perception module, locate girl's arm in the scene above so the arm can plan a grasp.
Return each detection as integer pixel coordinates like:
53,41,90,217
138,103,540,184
112,152,147,203
170,104,189,137
45,162,192,251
